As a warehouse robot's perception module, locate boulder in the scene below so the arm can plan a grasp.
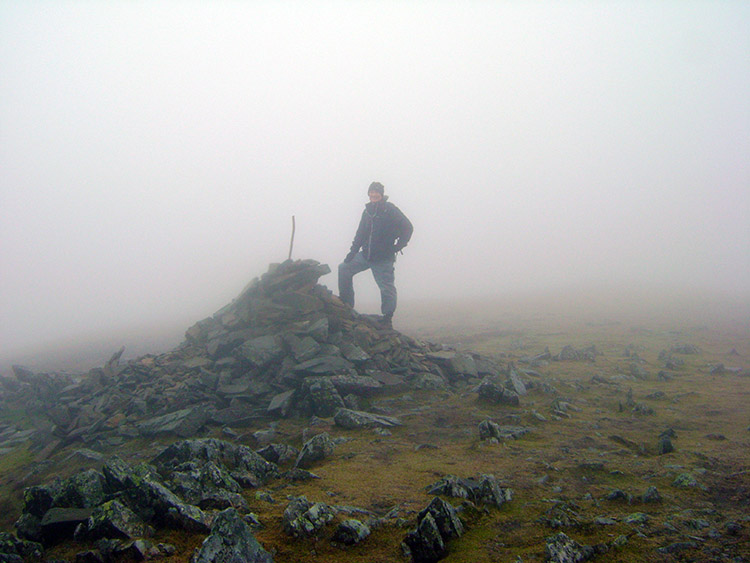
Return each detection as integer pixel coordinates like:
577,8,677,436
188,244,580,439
657,434,674,454
304,378,345,417
403,512,445,563
427,475,512,508
281,496,335,538
151,438,278,484
21,484,59,519
332,519,371,545
169,461,248,511
426,351,478,379
478,420,530,441
545,532,597,563
266,390,295,417
0,532,43,562
256,444,299,466
40,507,93,544
190,508,273,563
54,469,107,509
295,433,335,468
83,500,152,540
477,378,519,405
507,366,527,396
417,497,463,542
13,513,42,543
403,497,463,563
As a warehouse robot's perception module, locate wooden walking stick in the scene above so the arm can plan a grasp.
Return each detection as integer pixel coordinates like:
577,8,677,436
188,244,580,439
288,215,296,260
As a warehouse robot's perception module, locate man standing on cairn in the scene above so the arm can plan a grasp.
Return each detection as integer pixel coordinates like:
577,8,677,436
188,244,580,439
338,182,413,329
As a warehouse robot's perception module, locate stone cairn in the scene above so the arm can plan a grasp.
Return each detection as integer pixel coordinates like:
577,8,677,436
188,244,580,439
1,259,506,452
0,259,524,562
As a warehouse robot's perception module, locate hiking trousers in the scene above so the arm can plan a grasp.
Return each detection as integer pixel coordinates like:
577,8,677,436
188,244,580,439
338,252,397,316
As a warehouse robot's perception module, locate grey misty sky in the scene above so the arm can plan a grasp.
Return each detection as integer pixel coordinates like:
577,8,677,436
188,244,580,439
1,1,749,356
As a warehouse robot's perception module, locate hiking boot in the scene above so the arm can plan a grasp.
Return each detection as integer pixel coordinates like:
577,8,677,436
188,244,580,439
378,315,393,330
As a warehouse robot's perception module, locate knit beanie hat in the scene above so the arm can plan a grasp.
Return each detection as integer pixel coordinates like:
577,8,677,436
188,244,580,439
368,182,384,194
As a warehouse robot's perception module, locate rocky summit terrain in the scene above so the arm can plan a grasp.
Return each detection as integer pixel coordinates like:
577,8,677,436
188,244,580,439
0,259,748,562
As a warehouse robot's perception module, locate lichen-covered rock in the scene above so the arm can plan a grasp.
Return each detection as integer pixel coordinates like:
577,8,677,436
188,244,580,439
13,513,42,543
55,469,107,509
0,532,43,562
658,434,674,454
471,474,513,508
477,377,519,405
642,486,662,503
332,519,371,545
21,483,59,518
256,443,299,465
672,473,700,489
417,497,463,542
427,475,512,508
507,366,527,396
330,374,382,396
304,377,345,417
478,420,530,441
190,508,273,563
119,469,211,533
545,532,597,563
426,351,478,379
84,500,152,540
281,496,335,538
151,438,278,484
40,507,94,545
295,432,335,468
403,512,446,563
101,455,138,493
169,460,247,510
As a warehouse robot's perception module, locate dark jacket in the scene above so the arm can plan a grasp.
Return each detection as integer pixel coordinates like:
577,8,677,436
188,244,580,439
350,197,413,262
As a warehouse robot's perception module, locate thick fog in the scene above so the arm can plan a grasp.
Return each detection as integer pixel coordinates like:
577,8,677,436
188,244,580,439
1,2,749,362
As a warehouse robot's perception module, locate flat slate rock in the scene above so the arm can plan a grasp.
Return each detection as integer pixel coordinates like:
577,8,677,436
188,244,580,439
137,407,209,438
334,408,402,429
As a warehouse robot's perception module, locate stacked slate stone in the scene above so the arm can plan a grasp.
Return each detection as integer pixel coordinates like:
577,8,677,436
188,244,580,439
0,259,510,449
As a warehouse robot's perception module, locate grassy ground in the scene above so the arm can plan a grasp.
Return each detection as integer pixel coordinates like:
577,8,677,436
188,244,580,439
2,291,749,561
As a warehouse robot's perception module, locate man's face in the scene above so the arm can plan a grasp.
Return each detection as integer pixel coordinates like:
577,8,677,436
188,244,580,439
368,190,383,203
